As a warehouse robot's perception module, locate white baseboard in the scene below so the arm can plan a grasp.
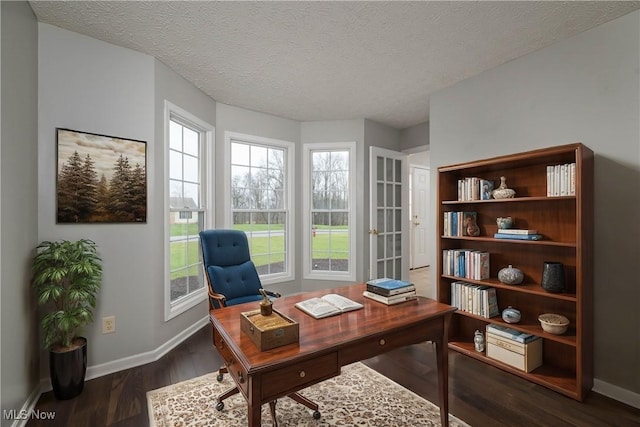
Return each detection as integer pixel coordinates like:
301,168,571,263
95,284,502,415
30,315,209,394
9,385,44,427
593,378,640,409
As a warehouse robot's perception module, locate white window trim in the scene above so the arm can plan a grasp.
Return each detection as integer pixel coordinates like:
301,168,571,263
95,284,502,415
302,141,357,282
164,101,215,321
224,131,295,285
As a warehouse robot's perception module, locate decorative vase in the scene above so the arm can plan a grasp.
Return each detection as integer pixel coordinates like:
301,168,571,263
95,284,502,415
541,261,565,293
496,216,513,230
502,306,521,323
465,215,480,237
473,330,485,352
498,264,524,285
492,176,516,199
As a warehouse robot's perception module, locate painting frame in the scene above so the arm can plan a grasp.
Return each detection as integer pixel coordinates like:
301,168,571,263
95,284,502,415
56,128,147,224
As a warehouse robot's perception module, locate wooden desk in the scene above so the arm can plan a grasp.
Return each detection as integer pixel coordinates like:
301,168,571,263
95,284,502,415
209,284,456,426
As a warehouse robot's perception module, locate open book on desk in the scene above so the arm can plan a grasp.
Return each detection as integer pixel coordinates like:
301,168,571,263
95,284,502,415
295,293,364,319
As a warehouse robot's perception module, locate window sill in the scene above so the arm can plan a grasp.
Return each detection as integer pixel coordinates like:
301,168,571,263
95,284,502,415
166,287,207,321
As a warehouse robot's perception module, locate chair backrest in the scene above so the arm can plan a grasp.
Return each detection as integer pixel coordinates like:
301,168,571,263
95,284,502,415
199,229,263,308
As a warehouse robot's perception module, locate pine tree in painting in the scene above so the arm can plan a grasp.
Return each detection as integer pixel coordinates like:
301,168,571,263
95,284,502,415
57,151,99,223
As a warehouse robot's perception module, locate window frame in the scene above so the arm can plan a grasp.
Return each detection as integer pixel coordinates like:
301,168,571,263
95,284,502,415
164,101,214,321
302,141,357,282
224,131,295,285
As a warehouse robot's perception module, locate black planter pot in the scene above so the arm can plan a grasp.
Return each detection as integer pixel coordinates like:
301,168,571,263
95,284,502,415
49,337,87,400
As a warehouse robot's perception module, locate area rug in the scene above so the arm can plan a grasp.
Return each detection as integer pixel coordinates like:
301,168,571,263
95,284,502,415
147,362,470,427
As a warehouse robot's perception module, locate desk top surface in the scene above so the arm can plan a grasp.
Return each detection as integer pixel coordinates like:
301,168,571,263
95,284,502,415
210,284,456,371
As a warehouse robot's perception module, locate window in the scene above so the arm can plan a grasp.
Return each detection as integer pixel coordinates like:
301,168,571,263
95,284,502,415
226,132,294,284
303,142,357,281
165,101,213,320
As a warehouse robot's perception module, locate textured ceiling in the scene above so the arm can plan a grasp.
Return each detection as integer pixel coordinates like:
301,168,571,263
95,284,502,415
29,1,640,129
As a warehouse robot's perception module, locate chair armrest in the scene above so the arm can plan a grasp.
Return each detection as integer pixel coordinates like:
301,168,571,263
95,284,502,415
264,290,281,299
208,289,227,306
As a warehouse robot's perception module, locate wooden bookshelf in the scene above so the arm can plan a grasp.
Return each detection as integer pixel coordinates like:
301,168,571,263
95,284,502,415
437,143,593,401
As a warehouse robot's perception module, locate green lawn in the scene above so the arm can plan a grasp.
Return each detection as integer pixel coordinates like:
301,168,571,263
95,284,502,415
170,228,350,279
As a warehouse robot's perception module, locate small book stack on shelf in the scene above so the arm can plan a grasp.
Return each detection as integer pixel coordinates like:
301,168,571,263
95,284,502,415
457,177,494,201
442,249,490,280
451,281,499,318
494,228,543,241
547,162,576,197
363,278,417,305
443,211,477,237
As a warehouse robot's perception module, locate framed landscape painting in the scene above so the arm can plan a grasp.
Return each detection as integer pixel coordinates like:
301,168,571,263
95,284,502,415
56,128,147,223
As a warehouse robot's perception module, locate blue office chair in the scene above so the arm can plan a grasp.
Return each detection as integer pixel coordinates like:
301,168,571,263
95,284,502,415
199,229,320,424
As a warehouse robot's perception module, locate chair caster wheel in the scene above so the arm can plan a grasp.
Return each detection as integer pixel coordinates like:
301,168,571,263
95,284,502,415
216,374,224,382
216,401,224,411
313,411,321,420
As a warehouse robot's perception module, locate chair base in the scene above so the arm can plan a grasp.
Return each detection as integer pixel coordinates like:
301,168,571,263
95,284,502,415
215,366,321,426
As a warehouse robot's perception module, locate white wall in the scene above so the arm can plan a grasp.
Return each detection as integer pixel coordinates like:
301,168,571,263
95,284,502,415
430,11,640,402
1,2,39,423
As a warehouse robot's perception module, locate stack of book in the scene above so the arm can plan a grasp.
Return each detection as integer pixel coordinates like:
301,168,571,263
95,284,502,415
363,278,417,305
457,177,494,201
443,211,477,237
547,162,576,197
494,228,543,241
450,281,499,318
442,249,490,280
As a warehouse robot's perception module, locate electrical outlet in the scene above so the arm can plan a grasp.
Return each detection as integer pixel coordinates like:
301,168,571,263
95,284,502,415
102,316,115,334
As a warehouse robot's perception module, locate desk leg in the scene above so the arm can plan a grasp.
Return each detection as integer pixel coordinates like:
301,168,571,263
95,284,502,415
248,403,261,427
435,315,452,427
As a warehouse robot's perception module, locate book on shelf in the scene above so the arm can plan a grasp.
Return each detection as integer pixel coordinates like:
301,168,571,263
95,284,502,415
494,233,543,241
547,162,576,197
295,294,363,319
450,281,499,318
366,278,415,296
363,290,417,305
486,324,540,344
496,228,538,235
442,249,489,280
443,211,478,237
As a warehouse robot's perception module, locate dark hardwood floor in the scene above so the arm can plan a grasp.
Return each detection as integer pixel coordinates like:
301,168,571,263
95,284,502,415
28,325,640,427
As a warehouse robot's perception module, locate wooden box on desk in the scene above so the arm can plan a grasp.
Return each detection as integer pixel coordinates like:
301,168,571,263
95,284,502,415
486,332,543,373
240,309,299,351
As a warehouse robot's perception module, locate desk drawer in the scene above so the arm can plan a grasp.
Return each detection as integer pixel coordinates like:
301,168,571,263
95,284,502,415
261,353,338,401
213,329,248,396
340,322,441,365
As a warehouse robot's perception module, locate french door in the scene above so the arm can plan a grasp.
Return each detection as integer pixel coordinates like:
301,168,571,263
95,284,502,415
368,147,409,280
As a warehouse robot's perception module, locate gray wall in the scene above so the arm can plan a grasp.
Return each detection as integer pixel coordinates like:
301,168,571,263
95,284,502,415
400,121,429,152
430,11,640,400
38,23,157,366
0,2,39,423
153,59,217,344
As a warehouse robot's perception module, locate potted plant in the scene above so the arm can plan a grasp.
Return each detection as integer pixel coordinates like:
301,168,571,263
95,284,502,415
32,239,102,400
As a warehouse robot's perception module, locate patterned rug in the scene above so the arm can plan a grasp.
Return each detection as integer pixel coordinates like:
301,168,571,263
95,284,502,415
147,362,470,427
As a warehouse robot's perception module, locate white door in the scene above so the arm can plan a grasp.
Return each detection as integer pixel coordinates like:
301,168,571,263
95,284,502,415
410,166,430,269
369,147,409,281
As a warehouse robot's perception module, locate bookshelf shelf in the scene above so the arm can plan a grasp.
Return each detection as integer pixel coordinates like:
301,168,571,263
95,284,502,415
441,195,576,204
449,339,579,399
437,143,593,401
